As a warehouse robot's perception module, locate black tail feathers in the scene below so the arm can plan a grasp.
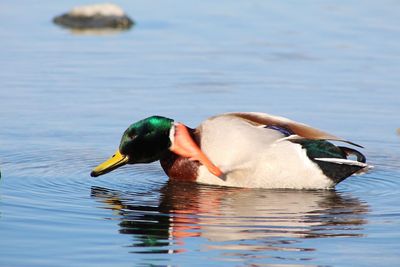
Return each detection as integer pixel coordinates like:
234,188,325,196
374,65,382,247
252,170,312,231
291,139,368,185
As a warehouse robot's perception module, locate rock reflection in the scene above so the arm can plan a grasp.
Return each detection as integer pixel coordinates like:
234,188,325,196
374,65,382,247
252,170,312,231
91,182,369,256
67,28,130,36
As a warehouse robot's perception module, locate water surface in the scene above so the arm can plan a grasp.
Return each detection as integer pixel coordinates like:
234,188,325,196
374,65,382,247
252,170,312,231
1,1,400,266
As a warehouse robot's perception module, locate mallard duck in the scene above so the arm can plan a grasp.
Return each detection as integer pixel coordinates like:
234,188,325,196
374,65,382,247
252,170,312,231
91,112,368,189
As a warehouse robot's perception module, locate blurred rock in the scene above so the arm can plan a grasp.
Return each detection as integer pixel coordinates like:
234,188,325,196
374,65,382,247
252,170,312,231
53,3,134,30
397,128,400,136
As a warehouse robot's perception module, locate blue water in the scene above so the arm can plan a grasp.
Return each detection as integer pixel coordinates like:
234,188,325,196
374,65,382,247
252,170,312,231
1,1,400,266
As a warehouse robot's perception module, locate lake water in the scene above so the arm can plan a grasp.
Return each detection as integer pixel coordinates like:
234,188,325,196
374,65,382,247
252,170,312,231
1,1,400,266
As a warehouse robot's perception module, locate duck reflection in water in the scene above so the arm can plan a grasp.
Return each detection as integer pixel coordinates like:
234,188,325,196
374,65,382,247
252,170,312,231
91,182,369,254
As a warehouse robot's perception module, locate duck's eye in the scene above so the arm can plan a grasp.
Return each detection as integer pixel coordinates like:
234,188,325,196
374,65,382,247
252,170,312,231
128,133,137,140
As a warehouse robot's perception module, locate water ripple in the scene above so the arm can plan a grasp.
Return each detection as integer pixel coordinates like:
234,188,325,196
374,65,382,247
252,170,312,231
338,163,400,196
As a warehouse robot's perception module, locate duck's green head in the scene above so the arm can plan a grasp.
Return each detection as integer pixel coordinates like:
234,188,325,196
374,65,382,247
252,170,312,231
91,116,174,177
91,115,223,178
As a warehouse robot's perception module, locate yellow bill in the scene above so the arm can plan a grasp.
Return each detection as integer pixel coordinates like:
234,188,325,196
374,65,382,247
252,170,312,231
90,150,129,177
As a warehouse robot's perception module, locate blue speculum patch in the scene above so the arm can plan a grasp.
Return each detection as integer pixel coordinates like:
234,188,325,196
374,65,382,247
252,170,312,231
265,125,294,136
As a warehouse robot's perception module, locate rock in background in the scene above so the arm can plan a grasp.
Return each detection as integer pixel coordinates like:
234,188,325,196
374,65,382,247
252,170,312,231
53,3,134,30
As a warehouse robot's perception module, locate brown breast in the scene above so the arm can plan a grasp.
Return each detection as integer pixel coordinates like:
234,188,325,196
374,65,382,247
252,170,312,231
159,126,201,182
160,151,200,182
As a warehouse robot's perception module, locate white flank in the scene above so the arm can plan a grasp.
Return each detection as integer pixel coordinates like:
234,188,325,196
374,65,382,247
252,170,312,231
196,116,334,189
70,3,125,17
